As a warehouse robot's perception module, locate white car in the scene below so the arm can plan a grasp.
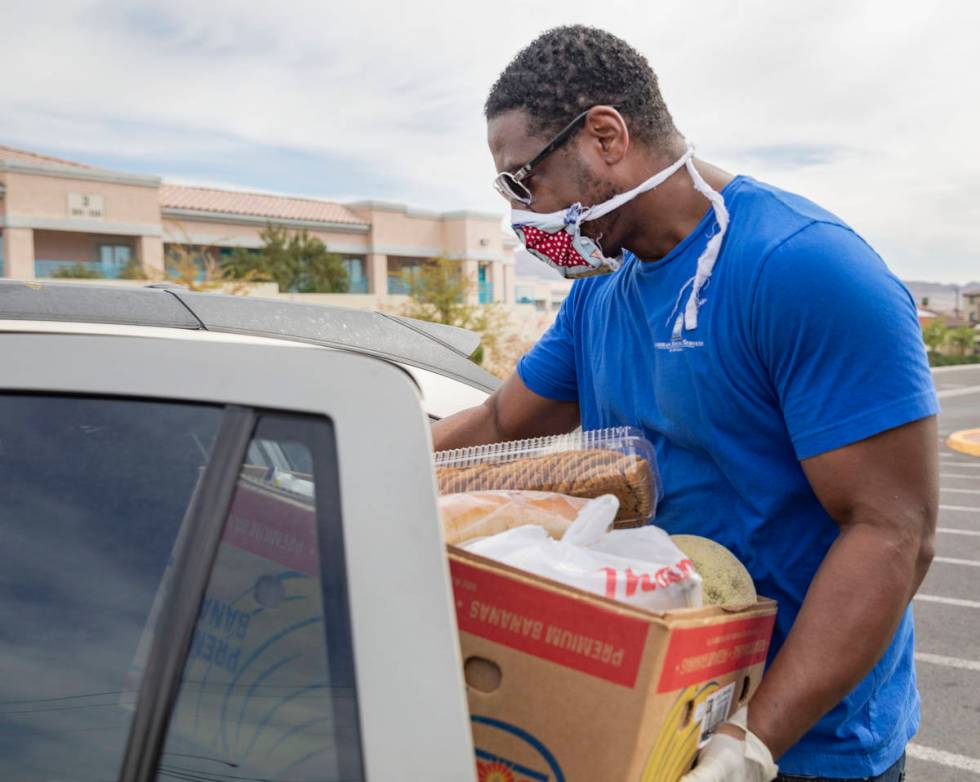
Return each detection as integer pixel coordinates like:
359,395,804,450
0,280,495,782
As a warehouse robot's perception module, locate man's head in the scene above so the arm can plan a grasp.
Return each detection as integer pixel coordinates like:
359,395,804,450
486,26,681,255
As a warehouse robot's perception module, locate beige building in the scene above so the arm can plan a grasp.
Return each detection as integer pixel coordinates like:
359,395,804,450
514,276,574,315
963,286,980,325
0,144,517,305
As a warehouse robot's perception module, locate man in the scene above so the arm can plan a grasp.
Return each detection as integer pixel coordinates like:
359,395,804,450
433,25,938,782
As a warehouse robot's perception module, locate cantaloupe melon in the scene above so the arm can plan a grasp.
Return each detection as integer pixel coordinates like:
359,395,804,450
671,534,757,607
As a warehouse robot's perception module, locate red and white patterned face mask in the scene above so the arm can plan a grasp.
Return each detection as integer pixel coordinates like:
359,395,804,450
511,145,729,336
512,202,611,277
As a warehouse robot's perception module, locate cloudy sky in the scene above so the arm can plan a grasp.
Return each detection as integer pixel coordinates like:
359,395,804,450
2,0,978,282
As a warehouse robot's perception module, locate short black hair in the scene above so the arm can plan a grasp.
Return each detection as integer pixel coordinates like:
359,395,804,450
485,26,677,147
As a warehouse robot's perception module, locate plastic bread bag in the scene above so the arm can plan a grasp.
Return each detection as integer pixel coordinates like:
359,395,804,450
435,427,663,528
438,489,589,545
462,494,703,611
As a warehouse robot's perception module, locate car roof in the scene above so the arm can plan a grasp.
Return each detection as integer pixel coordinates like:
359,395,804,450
0,280,500,393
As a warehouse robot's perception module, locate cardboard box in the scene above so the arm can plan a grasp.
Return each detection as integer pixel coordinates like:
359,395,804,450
448,546,776,782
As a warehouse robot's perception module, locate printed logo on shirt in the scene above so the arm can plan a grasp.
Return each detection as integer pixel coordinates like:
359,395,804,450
656,295,708,351
654,338,705,352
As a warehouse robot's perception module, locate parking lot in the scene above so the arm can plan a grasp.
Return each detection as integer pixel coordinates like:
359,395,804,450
905,365,980,780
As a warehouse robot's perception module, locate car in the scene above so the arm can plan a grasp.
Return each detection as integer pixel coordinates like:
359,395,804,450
0,280,498,419
0,279,498,781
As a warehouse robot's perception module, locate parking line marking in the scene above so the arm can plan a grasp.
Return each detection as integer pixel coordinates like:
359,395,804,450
907,743,980,774
940,473,980,480
940,504,980,512
915,652,980,672
936,385,980,400
937,528,980,536
915,594,980,608
932,365,980,374
942,488,980,495
934,556,980,567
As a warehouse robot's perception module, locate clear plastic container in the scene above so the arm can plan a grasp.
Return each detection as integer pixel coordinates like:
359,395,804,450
434,427,662,527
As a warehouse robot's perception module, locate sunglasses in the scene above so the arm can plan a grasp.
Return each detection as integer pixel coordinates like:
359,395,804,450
493,106,619,206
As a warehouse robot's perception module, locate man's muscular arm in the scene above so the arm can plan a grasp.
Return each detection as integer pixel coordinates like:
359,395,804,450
743,416,937,758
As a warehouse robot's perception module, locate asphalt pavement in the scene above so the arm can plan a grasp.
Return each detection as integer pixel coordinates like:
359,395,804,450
905,364,980,780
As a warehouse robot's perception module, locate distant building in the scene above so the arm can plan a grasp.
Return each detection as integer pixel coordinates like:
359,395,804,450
514,275,574,315
0,144,516,304
962,286,980,325
940,313,972,329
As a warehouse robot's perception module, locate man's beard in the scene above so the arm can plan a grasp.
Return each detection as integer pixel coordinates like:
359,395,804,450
573,160,623,254
582,210,622,257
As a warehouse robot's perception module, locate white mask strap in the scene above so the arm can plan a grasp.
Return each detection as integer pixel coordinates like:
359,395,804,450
679,158,729,332
584,146,693,222
511,145,695,226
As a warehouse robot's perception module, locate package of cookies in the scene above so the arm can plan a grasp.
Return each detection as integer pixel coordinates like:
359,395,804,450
433,427,662,527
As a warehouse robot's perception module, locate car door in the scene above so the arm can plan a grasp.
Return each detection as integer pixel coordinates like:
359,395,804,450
0,331,475,782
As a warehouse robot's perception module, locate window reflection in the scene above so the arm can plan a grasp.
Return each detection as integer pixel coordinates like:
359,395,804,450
0,395,221,781
158,414,363,781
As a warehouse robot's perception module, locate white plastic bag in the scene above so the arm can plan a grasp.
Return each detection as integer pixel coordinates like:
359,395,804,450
463,495,702,611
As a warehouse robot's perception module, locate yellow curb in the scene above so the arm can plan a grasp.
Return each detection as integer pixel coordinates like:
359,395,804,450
946,429,980,457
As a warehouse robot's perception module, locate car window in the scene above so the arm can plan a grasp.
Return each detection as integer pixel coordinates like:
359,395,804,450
0,394,222,782
155,413,364,781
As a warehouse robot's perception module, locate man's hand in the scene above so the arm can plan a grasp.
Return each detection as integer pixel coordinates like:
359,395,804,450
681,707,779,782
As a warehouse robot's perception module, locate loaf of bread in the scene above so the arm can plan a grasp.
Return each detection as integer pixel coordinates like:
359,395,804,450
436,449,653,527
438,490,588,545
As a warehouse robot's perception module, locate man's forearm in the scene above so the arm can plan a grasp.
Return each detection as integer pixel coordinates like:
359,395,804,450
746,520,933,759
432,373,582,452
431,398,503,452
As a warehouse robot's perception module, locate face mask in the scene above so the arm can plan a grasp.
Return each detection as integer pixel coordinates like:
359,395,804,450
512,144,729,335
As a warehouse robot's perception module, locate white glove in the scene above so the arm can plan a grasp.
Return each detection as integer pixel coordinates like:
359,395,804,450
680,706,779,782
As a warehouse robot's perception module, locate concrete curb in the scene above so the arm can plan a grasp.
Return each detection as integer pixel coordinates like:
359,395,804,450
946,429,980,457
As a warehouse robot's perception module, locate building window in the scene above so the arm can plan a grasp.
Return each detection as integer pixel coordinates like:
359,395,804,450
99,244,132,274
515,285,535,305
478,263,494,304
344,256,368,294
35,242,135,279
387,257,426,295
166,244,225,283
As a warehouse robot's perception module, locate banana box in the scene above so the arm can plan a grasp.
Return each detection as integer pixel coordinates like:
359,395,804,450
448,546,777,782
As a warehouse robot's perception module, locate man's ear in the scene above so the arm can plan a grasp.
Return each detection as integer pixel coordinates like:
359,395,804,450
582,106,629,165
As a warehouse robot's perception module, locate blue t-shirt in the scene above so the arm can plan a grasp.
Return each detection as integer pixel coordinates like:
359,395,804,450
518,176,939,778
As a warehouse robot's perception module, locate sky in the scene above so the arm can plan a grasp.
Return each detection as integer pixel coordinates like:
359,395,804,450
2,0,978,283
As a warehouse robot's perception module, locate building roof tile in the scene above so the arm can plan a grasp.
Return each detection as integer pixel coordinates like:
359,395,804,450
0,144,95,170
160,184,367,226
